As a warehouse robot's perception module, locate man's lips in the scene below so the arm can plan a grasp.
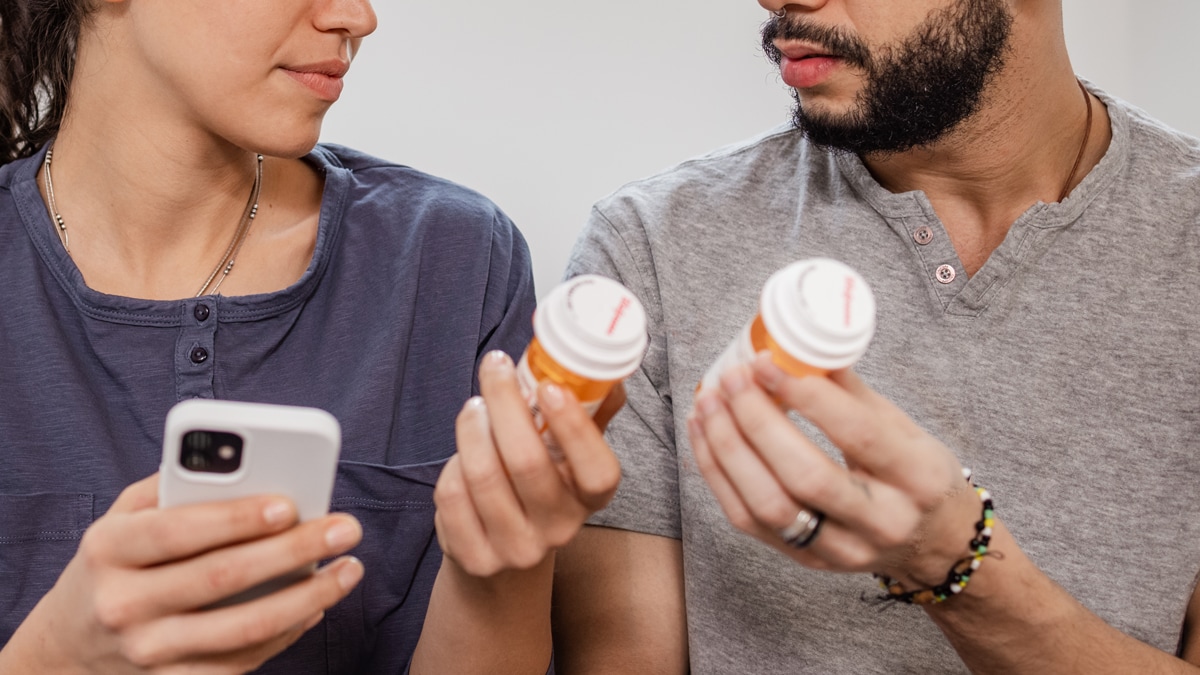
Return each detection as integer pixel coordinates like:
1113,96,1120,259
774,42,837,61
776,42,844,89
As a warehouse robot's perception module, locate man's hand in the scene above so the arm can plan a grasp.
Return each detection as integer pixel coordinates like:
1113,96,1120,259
688,352,980,588
0,474,364,674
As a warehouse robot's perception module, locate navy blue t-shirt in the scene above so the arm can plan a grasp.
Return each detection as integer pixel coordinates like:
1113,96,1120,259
0,144,536,672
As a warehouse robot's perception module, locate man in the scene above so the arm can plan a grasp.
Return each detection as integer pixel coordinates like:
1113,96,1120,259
552,0,1200,672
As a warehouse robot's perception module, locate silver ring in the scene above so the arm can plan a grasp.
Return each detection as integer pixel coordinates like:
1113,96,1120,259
772,9,787,18
778,508,824,549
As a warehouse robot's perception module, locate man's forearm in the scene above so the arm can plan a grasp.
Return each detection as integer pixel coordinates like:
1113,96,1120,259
927,521,1198,675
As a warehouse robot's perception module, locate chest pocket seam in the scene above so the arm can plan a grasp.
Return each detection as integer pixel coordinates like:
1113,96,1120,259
0,493,94,543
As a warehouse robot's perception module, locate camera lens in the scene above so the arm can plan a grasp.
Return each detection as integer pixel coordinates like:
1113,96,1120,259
185,452,209,470
180,430,244,474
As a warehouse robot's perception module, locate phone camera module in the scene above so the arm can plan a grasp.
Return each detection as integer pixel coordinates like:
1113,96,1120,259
181,430,244,474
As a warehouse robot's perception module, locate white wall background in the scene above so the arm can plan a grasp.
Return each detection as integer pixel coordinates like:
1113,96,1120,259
323,1,1200,298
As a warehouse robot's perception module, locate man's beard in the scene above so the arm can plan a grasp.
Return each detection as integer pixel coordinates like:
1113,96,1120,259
762,0,1014,156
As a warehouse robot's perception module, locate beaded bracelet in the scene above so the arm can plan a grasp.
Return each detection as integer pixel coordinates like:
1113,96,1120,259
873,469,994,605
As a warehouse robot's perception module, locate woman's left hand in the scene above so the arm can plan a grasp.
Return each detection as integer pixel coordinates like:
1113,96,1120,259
688,352,983,589
433,350,623,578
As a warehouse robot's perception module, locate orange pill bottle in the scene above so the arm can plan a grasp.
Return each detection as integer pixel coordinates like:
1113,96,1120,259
516,275,648,457
698,258,876,394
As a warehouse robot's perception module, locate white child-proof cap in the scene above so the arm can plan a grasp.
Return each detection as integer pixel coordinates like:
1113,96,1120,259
761,258,876,371
535,275,649,382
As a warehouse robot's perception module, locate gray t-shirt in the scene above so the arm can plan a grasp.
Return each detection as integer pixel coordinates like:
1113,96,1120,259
565,87,1200,673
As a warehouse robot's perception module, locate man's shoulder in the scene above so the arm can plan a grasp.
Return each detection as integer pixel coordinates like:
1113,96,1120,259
1104,92,1200,175
592,125,830,221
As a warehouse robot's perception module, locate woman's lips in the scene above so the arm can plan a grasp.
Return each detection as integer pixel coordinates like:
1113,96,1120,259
780,55,843,89
283,69,345,102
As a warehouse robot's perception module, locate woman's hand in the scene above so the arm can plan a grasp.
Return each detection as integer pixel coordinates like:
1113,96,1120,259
688,353,982,590
0,474,364,674
434,350,623,578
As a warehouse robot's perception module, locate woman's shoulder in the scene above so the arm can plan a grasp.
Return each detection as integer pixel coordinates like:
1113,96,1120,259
311,144,514,233
309,144,530,286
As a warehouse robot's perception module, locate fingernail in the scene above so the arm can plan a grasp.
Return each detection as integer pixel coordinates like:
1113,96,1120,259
721,368,748,396
686,416,703,440
303,611,325,631
263,499,294,526
464,396,486,412
486,350,513,372
336,557,364,592
325,518,362,550
540,382,565,411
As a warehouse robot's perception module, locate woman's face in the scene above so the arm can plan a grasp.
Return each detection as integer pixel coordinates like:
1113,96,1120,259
108,0,377,157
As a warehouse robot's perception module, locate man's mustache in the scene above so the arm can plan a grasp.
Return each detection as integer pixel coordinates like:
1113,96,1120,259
761,16,871,70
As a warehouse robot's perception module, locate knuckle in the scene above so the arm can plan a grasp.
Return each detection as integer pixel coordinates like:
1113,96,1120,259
843,423,881,454
891,507,923,544
576,455,621,497
119,634,162,669
288,528,323,564
78,527,111,568
458,549,501,578
433,476,466,509
783,378,822,413
805,478,840,512
93,588,137,630
749,495,797,530
507,541,548,571
203,558,245,595
579,490,615,516
229,498,266,531
503,453,547,484
239,613,280,647
705,424,738,455
555,413,597,445
459,459,508,494
872,511,917,549
881,527,911,550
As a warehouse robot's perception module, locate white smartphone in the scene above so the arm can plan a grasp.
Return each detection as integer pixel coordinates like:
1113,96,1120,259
159,399,342,605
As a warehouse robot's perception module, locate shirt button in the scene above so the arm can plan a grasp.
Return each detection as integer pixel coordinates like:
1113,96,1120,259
190,347,210,364
913,226,934,246
194,304,211,322
935,265,957,284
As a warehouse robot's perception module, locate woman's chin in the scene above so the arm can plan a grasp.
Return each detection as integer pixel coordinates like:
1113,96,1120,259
247,127,324,160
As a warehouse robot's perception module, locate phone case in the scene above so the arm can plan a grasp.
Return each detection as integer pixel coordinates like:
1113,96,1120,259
160,399,341,521
159,399,342,606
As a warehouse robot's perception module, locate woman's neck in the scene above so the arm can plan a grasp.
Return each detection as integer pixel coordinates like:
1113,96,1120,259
43,119,268,298
44,58,327,299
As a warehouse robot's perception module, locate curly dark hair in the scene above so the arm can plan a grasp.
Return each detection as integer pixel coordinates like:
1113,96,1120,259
0,1,92,165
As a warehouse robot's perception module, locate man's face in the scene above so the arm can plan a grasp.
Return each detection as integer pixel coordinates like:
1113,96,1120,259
761,0,1014,155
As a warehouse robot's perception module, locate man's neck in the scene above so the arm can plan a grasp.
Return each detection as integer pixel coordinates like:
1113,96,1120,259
860,33,1112,277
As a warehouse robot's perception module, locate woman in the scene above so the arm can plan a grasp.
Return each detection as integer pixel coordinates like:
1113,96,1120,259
0,1,619,672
